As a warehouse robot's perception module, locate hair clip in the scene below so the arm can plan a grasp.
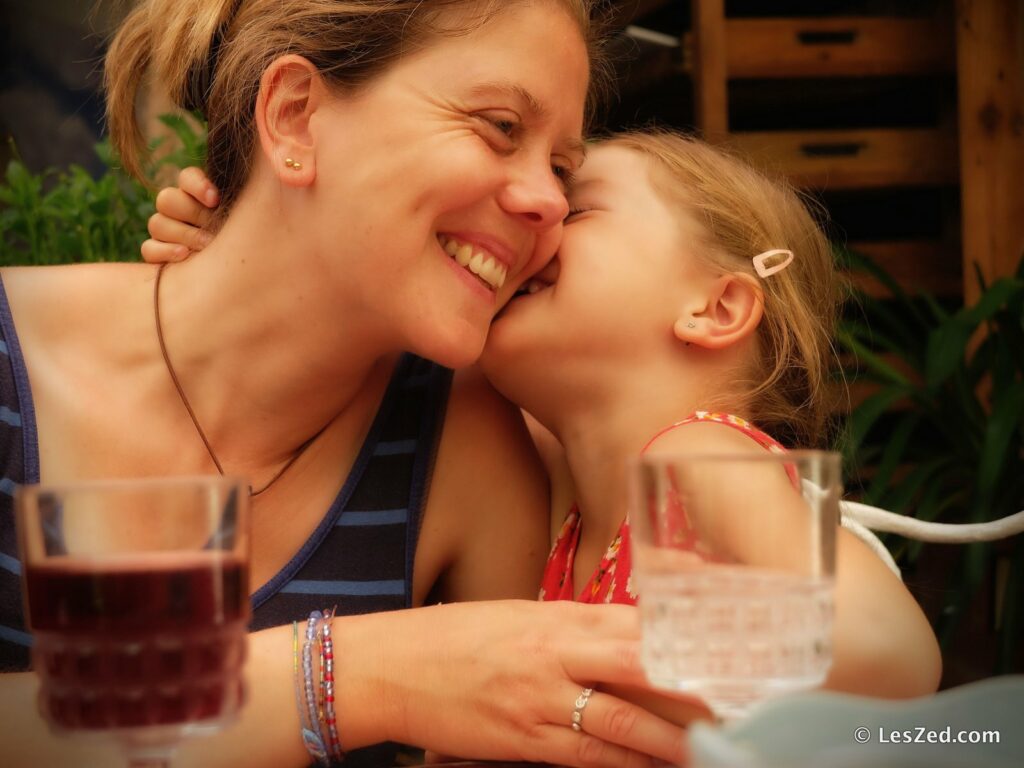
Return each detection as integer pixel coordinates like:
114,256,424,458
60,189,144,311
752,249,794,278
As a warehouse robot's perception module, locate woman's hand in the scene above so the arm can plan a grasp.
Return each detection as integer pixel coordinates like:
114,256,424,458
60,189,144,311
141,167,220,263
344,600,689,768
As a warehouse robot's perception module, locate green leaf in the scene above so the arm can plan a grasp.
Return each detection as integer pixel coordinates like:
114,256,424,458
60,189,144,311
925,317,971,388
963,278,1024,326
836,327,911,387
844,386,910,457
864,410,921,505
975,386,1024,515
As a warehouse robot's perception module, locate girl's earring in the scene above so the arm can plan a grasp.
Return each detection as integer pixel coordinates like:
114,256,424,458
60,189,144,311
686,321,696,328
284,157,302,171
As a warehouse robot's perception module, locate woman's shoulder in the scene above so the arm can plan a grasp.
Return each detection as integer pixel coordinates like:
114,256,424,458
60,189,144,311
1,263,152,350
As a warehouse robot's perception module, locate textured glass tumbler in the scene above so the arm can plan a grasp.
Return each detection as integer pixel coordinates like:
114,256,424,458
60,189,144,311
17,475,250,767
629,451,840,721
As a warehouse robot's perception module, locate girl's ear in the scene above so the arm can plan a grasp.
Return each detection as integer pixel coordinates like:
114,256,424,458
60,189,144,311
254,55,327,188
674,273,764,349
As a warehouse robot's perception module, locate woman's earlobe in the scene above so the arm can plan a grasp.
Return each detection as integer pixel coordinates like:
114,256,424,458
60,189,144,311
254,55,321,187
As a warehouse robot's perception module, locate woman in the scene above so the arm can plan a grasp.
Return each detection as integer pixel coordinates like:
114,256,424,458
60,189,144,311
0,1,687,766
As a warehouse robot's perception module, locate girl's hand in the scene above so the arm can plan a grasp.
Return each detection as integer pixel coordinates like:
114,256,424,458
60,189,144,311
141,167,220,263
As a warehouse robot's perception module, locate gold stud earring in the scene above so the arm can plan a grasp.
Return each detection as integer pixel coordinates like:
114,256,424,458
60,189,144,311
687,321,696,328
291,161,302,171
284,157,295,168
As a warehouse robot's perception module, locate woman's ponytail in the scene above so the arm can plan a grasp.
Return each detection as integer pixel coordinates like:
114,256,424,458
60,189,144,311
104,0,239,182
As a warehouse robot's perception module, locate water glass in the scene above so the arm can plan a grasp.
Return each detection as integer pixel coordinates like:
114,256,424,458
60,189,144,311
628,450,839,720
16,475,250,766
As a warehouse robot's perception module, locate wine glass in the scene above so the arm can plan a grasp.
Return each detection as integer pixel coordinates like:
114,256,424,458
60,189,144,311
16,475,250,767
628,450,839,721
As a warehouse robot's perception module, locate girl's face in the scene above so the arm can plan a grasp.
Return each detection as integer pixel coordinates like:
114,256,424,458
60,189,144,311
482,143,710,404
308,1,589,369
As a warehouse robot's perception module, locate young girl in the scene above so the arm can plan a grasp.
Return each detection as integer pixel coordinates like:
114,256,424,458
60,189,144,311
481,129,941,697
148,131,942,703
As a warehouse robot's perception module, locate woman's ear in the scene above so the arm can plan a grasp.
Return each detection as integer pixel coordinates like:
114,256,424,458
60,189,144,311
674,273,764,349
254,55,325,187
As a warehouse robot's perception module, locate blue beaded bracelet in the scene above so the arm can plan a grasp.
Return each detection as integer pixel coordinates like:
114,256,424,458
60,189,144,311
296,612,329,765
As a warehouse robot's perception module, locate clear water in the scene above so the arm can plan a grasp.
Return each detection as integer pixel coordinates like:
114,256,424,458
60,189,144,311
640,566,833,720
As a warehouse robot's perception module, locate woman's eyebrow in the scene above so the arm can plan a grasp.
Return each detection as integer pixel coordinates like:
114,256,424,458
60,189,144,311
468,80,547,117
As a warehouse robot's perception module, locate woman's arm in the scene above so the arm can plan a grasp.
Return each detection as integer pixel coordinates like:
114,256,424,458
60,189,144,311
2,603,687,768
422,366,552,603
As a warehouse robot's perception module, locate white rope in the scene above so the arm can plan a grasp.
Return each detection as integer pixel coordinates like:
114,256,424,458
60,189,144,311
840,512,901,577
801,481,1024,579
841,502,1024,543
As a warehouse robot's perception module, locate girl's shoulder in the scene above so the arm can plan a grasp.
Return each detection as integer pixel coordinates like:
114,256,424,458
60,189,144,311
642,411,785,456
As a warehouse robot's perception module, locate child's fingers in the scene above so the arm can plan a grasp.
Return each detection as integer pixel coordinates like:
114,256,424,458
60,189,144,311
147,211,213,253
155,186,216,231
177,166,219,208
140,238,190,264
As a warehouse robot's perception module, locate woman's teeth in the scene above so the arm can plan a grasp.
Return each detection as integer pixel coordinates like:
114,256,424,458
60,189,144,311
439,235,507,290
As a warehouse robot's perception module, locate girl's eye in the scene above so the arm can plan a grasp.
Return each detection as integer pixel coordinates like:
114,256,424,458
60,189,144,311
564,206,590,221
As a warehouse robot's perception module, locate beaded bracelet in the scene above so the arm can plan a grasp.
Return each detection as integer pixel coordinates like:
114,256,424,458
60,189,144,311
319,610,345,760
300,611,330,765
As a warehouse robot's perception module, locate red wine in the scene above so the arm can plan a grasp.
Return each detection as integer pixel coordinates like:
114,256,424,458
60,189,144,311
24,553,249,731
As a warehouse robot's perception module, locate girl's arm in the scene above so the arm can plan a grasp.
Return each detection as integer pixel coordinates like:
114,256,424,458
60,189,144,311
647,421,941,700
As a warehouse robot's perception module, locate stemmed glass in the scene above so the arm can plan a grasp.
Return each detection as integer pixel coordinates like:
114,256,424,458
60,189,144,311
16,475,250,767
628,451,839,721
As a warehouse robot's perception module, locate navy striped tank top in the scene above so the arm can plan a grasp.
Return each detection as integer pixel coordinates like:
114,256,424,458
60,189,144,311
0,276,452,674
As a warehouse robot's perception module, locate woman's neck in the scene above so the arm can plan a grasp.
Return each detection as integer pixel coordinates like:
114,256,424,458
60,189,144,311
149,198,401,470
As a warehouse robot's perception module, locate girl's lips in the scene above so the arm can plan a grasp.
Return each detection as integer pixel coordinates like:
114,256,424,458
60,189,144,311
515,256,560,295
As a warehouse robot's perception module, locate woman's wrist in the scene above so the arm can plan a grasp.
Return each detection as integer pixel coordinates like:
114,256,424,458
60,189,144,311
324,611,395,750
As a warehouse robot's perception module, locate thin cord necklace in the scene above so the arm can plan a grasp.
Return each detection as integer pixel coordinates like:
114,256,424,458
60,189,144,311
154,263,328,497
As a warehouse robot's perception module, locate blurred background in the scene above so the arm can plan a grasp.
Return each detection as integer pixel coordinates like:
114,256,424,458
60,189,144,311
1,0,1022,688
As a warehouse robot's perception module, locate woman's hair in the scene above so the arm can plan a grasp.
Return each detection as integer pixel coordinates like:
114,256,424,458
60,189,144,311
604,129,845,449
105,0,609,211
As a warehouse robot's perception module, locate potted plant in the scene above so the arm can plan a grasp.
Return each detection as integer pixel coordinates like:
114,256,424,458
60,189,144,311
838,248,1024,678
1,114,205,266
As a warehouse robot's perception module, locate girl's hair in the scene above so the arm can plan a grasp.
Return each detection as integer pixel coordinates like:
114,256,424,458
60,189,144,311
105,0,609,211
605,129,844,449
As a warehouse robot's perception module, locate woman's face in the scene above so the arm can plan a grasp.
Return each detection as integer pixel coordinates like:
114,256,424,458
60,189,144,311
482,143,709,410
309,1,589,369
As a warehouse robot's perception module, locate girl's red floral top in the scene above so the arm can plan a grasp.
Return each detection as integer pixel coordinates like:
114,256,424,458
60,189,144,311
538,411,787,605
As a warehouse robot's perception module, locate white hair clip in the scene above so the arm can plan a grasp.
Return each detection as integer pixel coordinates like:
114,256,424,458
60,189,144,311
752,249,794,278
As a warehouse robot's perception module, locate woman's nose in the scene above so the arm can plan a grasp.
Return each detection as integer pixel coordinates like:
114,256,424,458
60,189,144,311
497,157,570,230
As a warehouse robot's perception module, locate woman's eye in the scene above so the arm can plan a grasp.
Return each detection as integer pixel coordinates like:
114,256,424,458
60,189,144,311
491,118,517,136
564,206,590,221
477,113,520,145
552,164,576,191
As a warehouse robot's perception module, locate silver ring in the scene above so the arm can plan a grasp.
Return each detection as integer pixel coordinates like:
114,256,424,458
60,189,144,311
570,687,593,732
